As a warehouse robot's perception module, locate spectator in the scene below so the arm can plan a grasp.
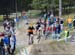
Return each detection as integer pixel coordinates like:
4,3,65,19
55,22,58,34
53,17,57,23
10,20,15,28
43,27,46,36
51,24,56,39
3,35,9,47
53,25,56,33
48,17,51,26
45,27,50,40
3,35,10,54
58,24,61,34
50,13,54,18
0,38,5,55
10,34,16,54
16,17,19,28
64,28,69,42
44,13,47,20
3,20,9,30
60,18,64,32
57,17,60,24
8,34,11,54
67,17,73,28
73,16,75,29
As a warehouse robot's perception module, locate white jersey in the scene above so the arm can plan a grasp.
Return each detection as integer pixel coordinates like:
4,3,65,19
14,18,16,23
39,27,42,31
50,14,54,18
10,36,14,49
60,24,63,30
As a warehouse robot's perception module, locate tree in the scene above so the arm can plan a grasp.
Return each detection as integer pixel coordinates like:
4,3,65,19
0,0,15,15
17,0,32,11
31,0,51,10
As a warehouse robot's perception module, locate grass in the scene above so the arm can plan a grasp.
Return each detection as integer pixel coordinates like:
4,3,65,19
62,13,75,19
0,15,3,21
26,10,41,18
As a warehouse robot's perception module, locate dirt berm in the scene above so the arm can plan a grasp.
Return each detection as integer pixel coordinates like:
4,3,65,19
28,40,75,55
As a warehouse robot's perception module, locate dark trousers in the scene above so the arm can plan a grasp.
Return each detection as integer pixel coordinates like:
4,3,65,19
11,45,16,54
7,47,10,54
0,46,5,55
28,33,33,45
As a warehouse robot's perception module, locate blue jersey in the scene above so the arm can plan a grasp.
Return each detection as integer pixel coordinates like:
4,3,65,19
16,17,19,22
3,36,10,45
44,14,47,19
13,35,16,45
48,17,51,21
22,16,27,19
54,17,56,22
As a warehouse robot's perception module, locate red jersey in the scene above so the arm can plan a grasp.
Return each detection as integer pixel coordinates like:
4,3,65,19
53,26,56,31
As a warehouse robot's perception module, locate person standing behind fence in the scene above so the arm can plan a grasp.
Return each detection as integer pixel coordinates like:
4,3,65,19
3,35,10,54
56,16,60,24
60,18,64,32
3,20,7,30
3,19,10,30
67,17,73,28
53,17,57,23
44,13,47,20
10,20,15,31
12,34,16,54
64,28,69,42
16,17,19,28
43,22,47,36
45,27,51,40
10,34,16,55
0,38,5,55
48,16,51,26
58,24,61,34
73,16,75,29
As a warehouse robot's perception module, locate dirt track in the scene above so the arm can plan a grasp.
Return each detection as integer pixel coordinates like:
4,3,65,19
16,19,40,48
16,19,75,55
29,41,75,55
1,19,75,55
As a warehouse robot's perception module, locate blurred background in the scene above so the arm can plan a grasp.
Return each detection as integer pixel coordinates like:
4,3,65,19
0,0,75,20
